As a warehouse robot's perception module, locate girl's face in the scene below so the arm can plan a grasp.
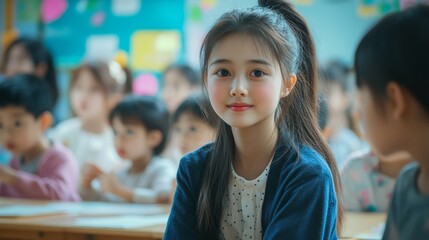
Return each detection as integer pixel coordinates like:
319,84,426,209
174,112,215,155
111,116,156,161
206,33,290,129
162,69,194,113
4,45,37,76
358,86,399,156
70,69,107,121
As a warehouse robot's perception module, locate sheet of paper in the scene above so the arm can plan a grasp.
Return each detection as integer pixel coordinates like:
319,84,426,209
0,205,65,218
73,214,169,229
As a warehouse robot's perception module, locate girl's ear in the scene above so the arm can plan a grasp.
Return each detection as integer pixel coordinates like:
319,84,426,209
35,62,48,78
148,130,163,149
281,74,297,98
386,82,406,120
38,111,53,131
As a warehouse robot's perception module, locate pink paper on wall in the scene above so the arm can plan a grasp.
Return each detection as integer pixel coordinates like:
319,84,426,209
41,0,68,23
91,11,105,26
133,74,158,96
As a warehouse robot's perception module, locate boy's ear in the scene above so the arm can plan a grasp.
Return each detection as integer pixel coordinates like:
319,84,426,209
281,74,297,98
38,112,53,131
35,62,48,78
148,130,163,149
386,82,406,120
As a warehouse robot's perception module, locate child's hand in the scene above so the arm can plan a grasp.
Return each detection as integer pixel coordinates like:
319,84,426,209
156,179,177,204
81,164,103,189
98,173,121,194
0,166,17,184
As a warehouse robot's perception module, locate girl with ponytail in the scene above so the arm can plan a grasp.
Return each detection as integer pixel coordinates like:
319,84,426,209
165,0,343,239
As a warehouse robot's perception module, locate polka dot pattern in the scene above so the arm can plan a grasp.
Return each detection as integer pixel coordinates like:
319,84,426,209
220,160,272,240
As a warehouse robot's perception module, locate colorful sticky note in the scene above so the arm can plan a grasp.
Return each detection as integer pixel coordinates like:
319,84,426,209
189,5,203,22
133,73,159,96
112,0,140,16
131,31,181,71
201,0,217,12
91,11,105,26
41,0,68,23
85,35,119,61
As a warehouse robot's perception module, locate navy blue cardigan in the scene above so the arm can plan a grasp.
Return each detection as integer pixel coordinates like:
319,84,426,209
164,139,338,239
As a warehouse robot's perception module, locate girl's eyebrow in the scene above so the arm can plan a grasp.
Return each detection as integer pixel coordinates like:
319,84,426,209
209,59,272,67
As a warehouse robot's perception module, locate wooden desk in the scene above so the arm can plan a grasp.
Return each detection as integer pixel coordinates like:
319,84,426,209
0,198,387,240
0,198,168,240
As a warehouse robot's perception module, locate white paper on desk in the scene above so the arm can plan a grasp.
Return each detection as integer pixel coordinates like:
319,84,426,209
0,205,65,217
73,214,169,229
354,223,385,240
47,202,166,216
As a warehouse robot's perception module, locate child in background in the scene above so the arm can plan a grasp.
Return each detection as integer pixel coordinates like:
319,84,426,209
0,74,79,201
80,95,176,204
161,64,201,165
165,0,342,239
161,64,200,114
341,149,413,212
51,61,130,175
1,37,58,107
354,5,429,239
318,61,365,167
173,95,217,157
0,37,58,165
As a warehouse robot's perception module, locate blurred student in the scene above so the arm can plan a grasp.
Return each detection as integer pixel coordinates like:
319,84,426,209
173,95,217,158
51,61,131,175
0,74,79,201
80,96,176,204
354,5,429,239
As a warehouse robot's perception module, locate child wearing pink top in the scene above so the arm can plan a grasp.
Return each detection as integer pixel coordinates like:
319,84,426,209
0,74,80,201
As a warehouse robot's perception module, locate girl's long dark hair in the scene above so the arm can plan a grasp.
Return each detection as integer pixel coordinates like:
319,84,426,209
1,37,58,105
197,0,343,238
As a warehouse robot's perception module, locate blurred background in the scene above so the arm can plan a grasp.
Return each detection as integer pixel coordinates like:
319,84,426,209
0,0,395,122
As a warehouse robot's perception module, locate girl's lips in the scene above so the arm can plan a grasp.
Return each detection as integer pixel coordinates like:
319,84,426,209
6,143,15,150
227,103,253,112
117,149,126,157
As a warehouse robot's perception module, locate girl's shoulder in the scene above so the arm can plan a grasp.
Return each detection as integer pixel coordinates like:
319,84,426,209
273,144,334,182
52,118,81,136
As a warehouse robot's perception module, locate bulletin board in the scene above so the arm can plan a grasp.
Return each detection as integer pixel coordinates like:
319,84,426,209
39,0,186,73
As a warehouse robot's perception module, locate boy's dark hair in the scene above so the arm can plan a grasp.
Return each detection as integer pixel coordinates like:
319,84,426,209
173,94,217,129
0,74,53,118
163,64,200,86
319,60,352,93
1,38,58,105
109,95,169,155
355,4,429,113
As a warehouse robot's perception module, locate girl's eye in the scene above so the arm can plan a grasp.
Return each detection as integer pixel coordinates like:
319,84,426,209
189,126,197,132
215,69,231,77
0,123,3,129
14,121,22,127
250,70,265,77
112,130,118,136
126,129,134,135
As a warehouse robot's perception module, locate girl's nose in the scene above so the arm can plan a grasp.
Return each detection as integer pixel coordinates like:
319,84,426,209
230,77,248,97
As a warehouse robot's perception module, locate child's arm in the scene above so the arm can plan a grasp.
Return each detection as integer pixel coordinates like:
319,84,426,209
1,152,80,201
264,166,338,239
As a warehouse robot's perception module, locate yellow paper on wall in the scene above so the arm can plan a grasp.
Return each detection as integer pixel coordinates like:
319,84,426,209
131,31,181,71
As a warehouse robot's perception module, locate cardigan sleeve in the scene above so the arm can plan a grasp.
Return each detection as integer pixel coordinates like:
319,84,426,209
164,153,202,239
263,155,338,240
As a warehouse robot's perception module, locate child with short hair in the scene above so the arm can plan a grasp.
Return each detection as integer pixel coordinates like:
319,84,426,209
173,95,217,157
80,95,176,204
0,74,79,201
354,4,429,239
